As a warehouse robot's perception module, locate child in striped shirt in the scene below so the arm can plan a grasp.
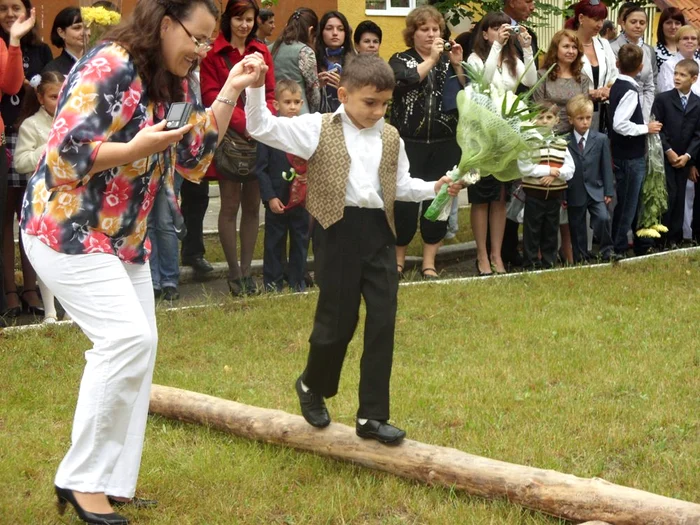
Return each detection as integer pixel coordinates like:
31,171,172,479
518,103,575,269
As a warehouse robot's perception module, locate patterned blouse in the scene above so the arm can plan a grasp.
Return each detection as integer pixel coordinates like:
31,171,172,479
656,42,700,70
20,42,219,264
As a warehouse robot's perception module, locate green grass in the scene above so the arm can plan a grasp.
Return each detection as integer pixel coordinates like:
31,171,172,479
1,253,699,524
202,207,474,264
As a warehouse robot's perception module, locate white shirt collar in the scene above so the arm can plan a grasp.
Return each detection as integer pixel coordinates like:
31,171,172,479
678,89,691,99
617,74,640,88
573,129,589,144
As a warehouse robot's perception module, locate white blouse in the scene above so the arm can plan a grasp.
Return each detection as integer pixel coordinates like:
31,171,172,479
581,35,619,90
467,40,537,92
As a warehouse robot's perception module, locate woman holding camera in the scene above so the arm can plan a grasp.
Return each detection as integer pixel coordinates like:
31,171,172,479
389,5,465,279
315,10,353,113
200,0,276,296
20,0,262,522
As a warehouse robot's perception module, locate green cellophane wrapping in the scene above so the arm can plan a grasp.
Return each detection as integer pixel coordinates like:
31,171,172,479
636,129,668,237
424,89,531,221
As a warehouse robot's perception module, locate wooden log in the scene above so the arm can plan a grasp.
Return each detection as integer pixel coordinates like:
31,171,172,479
149,384,700,525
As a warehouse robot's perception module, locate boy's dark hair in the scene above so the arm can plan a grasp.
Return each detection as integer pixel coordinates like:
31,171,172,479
353,20,382,45
676,58,700,78
50,7,83,48
275,78,301,99
221,0,260,45
339,54,395,92
617,43,643,75
259,8,274,22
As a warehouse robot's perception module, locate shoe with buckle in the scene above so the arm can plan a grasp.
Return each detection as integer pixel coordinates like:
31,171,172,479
295,376,330,428
356,419,406,445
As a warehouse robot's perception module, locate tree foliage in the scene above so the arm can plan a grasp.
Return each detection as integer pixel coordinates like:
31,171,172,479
431,0,654,27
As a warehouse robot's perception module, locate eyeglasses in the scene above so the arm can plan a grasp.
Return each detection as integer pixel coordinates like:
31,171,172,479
170,14,213,54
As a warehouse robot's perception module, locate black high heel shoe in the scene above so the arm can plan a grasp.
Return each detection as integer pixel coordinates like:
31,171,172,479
3,291,21,318
55,486,129,525
20,289,45,316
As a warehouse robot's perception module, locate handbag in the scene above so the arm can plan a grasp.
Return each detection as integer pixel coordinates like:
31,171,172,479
212,55,257,179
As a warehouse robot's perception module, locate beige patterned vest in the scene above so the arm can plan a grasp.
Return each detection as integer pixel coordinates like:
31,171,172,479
306,113,401,236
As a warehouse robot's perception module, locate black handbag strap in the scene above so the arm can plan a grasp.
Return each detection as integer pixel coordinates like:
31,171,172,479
222,54,246,104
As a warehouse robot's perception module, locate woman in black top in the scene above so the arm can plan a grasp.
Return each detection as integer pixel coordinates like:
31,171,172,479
0,0,52,317
43,7,86,76
389,5,465,279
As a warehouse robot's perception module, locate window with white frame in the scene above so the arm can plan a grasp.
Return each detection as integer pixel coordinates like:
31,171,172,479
365,0,428,17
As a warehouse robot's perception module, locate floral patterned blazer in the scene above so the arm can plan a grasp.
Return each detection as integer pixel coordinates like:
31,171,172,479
20,42,219,264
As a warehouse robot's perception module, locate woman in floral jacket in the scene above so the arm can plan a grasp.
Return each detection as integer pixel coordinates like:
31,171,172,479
19,0,262,522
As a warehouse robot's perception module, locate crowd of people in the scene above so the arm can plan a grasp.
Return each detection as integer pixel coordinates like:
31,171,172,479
2,0,700,522
1,0,697,320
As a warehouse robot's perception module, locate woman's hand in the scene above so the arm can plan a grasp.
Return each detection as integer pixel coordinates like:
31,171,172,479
517,27,532,49
448,41,463,68
128,120,193,160
498,24,511,46
9,7,36,46
429,38,444,64
230,53,267,91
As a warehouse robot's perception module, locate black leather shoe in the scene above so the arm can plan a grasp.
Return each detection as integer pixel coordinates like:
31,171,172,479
162,286,180,301
356,419,406,445
55,486,129,524
108,496,158,509
295,376,330,428
183,256,213,275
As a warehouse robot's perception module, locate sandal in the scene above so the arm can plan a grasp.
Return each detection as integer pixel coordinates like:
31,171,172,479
20,289,45,317
421,267,439,280
3,291,21,318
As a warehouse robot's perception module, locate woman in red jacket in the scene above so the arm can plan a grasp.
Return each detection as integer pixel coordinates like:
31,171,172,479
0,5,34,323
200,0,275,296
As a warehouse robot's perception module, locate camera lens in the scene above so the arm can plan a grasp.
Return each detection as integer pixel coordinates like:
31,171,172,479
443,42,452,52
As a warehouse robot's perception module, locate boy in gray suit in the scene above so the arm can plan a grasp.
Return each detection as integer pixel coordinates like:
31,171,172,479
565,95,616,263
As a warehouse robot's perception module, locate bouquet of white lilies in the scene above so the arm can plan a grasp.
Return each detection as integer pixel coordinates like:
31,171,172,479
425,63,552,222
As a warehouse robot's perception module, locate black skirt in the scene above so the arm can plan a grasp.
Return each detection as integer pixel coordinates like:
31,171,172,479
467,175,507,204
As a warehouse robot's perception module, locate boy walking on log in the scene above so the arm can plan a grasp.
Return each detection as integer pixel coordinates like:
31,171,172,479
246,54,457,445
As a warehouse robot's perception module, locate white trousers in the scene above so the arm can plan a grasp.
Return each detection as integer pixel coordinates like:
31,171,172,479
22,233,157,498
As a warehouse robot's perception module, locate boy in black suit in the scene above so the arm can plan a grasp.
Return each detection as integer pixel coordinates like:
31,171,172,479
565,95,615,262
651,58,700,247
256,79,310,292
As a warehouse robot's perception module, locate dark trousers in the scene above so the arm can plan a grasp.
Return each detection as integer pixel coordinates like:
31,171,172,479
611,157,646,254
568,199,613,262
0,143,6,312
693,178,700,242
663,161,689,244
394,139,460,246
303,207,398,420
501,218,521,262
179,178,209,262
263,206,309,291
523,191,561,268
